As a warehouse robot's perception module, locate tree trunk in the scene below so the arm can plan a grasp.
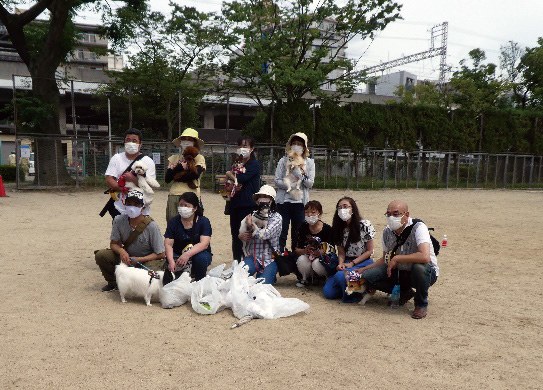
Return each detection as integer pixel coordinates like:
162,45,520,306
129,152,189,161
31,74,73,186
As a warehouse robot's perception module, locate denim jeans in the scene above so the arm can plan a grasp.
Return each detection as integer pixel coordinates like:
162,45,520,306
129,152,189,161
361,263,438,308
243,257,278,284
277,202,305,251
322,259,374,303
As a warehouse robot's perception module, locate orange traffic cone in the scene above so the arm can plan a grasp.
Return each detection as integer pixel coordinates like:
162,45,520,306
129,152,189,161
0,175,7,197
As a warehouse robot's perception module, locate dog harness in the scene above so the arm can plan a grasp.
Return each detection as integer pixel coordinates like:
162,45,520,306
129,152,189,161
130,258,160,285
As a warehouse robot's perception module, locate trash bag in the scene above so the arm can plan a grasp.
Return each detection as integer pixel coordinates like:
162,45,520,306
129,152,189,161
159,272,192,309
230,261,252,319
247,282,310,319
191,275,225,315
207,263,226,278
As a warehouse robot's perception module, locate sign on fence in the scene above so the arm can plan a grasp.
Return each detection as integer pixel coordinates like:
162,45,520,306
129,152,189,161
152,152,161,165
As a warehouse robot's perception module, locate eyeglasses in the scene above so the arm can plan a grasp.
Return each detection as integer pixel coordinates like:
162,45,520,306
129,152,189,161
384,212,405,218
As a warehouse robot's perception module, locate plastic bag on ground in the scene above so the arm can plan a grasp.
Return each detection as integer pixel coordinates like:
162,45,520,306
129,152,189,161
247,283,310,319
229,261,252,319
159,272,192,309
207,263,226,278
191,275,225,315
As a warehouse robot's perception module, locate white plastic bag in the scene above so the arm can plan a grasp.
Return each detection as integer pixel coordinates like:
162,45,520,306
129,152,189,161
247,282,310,319
229,261,252,319
190,276,224,315
159,272,192,309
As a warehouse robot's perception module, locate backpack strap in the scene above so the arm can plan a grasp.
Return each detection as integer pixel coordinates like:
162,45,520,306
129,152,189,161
391,218,423,256
124,216,154,249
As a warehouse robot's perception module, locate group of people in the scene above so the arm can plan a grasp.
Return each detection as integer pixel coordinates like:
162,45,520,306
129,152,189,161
94,128,439,319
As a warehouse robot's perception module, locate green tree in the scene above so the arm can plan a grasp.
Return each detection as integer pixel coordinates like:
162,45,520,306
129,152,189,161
518,38,543,108
394,81,450,107
220,0,401,138
0,0,146,185
499,40,527,108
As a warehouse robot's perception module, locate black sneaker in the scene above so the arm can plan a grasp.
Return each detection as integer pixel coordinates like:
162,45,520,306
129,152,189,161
101,284,118,292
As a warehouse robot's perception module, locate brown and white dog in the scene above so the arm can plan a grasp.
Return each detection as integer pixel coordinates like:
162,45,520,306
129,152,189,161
239,202,271,258
283,150,306,201
344,270,375,305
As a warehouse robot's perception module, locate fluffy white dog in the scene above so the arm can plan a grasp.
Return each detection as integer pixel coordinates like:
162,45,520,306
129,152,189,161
239,202,271,258
115,262,165,306
125,161,160,205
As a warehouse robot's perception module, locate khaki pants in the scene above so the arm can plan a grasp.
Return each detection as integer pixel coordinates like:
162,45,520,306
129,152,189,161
166,194,182,223
95,249,164,286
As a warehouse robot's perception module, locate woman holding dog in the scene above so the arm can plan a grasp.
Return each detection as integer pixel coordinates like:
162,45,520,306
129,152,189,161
227,135,261,262
238,185,282,284
165,128,206,222
322,197,375,303
274,132,315,251
294,200,334,287
163,192,212,284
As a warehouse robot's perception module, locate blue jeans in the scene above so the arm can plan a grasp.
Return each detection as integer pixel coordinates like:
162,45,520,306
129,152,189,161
361,263,438,308
322,259,374,303
277,202,305,251
243,257,278,284
190,251,213,281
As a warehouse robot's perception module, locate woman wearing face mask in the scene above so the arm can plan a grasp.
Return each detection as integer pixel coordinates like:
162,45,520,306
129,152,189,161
226,135,260,261
293,200,333,287
165,128,206,222
104,128,156,219
163,192,212,284
322,197,376,303
274,132,315,251
238,185,282,284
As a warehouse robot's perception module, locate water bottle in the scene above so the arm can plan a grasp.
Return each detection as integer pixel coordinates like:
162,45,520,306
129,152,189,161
390,284,400,309
442,234,448,248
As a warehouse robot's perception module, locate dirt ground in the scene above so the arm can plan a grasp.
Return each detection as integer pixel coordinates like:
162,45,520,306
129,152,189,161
1,187,542,389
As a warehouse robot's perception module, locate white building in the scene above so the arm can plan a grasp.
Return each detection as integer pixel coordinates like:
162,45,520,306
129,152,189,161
366,70,417,96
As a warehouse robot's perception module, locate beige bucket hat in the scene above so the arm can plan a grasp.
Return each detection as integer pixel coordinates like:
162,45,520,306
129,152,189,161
172,128,205,150
252,184,276,201
286,132,309,158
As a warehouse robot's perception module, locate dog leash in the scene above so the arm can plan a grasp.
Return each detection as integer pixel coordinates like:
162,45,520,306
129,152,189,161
129,258,160,284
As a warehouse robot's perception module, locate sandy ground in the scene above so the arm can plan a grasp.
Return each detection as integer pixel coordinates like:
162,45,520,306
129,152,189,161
1,187,542,389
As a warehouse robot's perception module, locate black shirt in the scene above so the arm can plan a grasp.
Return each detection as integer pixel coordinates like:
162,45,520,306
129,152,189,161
164,215,212,255
295,221,333,249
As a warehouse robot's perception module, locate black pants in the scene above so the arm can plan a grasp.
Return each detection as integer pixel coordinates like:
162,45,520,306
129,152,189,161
277,202,305,251
229,205,254,261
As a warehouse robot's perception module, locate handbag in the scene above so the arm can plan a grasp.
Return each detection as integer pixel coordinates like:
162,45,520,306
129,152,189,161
318,251,339,276
266,240,296,277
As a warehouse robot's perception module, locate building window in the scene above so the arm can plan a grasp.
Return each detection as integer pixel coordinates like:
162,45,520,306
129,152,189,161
77,50,84,60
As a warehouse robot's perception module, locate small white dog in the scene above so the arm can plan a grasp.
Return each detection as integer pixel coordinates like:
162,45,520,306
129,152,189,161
239,202,271,258
125,161,160,205
115,262,165,306
283,150,306,201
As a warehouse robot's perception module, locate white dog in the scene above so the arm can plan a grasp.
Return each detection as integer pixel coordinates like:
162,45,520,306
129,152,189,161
115,262,165,306
125,161,160,205
239,202,271,258
283,150,306,201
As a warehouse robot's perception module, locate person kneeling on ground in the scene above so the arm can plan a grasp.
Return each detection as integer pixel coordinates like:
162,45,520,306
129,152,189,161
358,199,439,319
95,190,165,292
238,185,282,284
294,200,333,287
323,197,376,303
163,192,212,285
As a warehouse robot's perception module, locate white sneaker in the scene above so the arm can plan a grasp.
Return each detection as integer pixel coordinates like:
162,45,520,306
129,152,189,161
296,280,308,288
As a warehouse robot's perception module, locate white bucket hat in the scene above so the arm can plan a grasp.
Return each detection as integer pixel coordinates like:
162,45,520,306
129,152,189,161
252,184,276,202
286,132,309,158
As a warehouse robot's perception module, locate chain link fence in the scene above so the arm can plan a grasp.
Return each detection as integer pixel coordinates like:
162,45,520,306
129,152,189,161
15,134,543,191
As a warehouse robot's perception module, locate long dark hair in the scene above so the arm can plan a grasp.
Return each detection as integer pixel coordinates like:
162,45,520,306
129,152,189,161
332,197,362,246
237,135,256,160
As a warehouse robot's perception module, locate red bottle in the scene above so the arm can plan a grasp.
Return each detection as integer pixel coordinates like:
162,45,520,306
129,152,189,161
441,235,448,248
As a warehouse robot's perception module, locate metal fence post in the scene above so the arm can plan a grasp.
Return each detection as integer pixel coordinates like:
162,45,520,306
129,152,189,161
54,140,59,187
522,156,526,185
347,149,351,190
475,154,480,188
484,154,489,188
494,155,499,188
529,156,534,185
512,156,517,187
539,156,542,184
445,153,450,189
383,150,387,188
416,149,421,189
456,153,460,188
503,155,509,188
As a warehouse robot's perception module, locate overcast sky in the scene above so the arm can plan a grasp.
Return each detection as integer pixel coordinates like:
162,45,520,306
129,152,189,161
77,0,543,82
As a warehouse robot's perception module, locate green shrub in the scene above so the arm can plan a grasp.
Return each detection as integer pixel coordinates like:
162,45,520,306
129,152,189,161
0,165,24,182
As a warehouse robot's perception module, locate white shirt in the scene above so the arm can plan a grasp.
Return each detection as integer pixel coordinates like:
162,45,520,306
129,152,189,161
105,152,156,215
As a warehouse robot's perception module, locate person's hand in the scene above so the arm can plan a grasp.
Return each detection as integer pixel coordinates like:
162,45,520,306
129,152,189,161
176,253,190,267
167,260,176,272
239,232,252,241
225,171,234,179
123,171,138,185
337,263,346,271
387,258,397,277
245,214,253,229
181,161,187,170
120,250,131,265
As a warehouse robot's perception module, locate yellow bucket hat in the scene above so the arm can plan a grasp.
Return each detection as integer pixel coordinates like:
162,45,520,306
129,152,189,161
172,128,205,150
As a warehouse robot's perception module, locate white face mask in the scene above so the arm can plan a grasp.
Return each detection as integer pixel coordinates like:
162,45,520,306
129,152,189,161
178,206,195,219
180,141,194,151
125,206,142,218
338,208,351,221
237,148,251,158
291,145,304,155
387,215,405,231
305,215,319,225
124,142,140,155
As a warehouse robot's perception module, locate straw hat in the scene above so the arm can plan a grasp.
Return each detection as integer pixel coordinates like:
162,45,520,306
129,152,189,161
286,132,309,158
252,184,276,201
172,128,205,150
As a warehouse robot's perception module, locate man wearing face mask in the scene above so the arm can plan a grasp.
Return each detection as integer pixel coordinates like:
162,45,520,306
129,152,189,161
103,128,156,219
95,190,166,292
274,132,315,251
358,200,439,319
165,128,206,222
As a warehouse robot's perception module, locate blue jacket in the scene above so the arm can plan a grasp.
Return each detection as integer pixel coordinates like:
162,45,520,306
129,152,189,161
231,158,260,210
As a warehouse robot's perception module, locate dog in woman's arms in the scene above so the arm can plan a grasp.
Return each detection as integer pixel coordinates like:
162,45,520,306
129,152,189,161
239,202,271,257
173,146,199,189
283,150,306,201
115,262,165,306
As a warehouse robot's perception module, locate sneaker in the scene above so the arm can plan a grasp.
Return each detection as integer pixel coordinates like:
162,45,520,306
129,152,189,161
101,284,118,292
295,280,308,288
